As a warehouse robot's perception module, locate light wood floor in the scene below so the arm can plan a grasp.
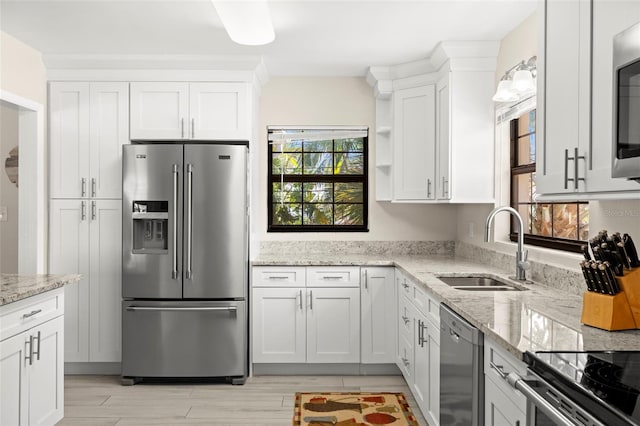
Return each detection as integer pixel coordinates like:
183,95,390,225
58,375,428,425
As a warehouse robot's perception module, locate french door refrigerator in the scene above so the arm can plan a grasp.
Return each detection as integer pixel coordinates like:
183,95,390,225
121,142,248,385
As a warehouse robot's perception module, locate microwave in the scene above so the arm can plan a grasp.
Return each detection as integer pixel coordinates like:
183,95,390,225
613,21,640,182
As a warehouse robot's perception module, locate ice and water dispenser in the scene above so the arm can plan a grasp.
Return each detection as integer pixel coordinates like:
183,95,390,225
131,201,168,253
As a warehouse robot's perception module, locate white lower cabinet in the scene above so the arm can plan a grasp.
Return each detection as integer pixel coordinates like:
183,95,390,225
252,266,360,364
361,267,396,364
396,268,440,425
484,339,527,426
49,199,122,363
0,289,65,426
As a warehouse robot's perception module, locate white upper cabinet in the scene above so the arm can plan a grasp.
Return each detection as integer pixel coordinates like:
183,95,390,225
393,85,437,201
130,82,250,141
49,82,128,199
537,0,640,198
368,41,498,203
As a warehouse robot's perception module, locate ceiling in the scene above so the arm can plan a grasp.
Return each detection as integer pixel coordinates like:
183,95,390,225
0,0,537,77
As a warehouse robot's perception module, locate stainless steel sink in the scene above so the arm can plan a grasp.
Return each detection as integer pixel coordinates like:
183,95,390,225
436,275,526,291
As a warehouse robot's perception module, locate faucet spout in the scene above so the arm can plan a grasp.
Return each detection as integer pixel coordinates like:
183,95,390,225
484,206,529,281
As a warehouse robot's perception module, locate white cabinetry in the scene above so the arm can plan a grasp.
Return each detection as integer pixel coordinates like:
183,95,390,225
0,289,65,426
49,199,122,363
369,42,497,203
537,0,640,198
484,339,527,426
252,266,360,364
360,267,396,364
130,82,250,141
49,82,128,200
395,269,440,425
393,85,437,200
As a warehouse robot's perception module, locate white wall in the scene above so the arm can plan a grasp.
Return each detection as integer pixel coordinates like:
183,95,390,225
1,31,47,104
257,76,458,242
0,103,19,273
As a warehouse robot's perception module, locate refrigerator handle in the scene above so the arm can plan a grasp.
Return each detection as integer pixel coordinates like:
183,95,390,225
185,163,193,280
172,164,179,280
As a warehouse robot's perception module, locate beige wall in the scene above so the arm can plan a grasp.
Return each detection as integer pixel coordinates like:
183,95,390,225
257,76,458,242
1,31,47,104
0,103,19,273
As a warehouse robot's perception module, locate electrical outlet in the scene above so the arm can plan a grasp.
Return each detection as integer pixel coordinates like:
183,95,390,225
0,206,7,222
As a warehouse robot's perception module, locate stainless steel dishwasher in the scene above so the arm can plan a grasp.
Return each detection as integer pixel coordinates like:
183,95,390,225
440,304,484,426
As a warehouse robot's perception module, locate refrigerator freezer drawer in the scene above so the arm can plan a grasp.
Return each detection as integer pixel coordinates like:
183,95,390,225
122,300,247,380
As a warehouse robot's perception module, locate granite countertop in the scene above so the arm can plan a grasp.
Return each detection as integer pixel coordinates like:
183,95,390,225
253,254,640,360
0,274,81,306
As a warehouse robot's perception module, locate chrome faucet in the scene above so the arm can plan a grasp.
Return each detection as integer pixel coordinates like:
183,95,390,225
484,206,529,281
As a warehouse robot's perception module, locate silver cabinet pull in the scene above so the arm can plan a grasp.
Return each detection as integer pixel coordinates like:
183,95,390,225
25,335,34,365
191,118,195,139
490,361,508,379
33,331,41,361
172,164,179,279
268,276,289,280
564,148,586,190
185,163,193,280
401,315,410,325
321,276,342,280
364,269,368,290
299,290,303,310
427,178,432,198
180,118,185,139
402,280,409,289
91,201,96,221
309,290,313,310
127,306,237,312
91,177,96,197
22,309,42,319
442,176,448,197
81,201,86,221
81,177,87,197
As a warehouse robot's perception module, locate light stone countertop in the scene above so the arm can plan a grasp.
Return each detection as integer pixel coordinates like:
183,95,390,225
253,254,640,360
0,274,81,306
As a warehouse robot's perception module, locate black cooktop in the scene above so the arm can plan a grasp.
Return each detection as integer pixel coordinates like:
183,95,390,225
525,351,640,425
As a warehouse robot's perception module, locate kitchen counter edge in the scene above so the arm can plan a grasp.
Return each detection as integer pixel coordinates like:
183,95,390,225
1,274,81,306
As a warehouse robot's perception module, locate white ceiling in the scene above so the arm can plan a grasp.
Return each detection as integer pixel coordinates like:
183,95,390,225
0,0,537,76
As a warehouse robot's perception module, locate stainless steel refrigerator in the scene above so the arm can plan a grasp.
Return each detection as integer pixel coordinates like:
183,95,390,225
121,143,248,385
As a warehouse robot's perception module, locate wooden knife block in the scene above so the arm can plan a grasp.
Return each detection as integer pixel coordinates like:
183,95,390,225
581,267,640,331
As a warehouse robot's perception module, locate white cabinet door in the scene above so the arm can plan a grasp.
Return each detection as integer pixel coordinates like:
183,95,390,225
130,82,189,140
88,200,122,362
361,267,396,364
0,331,28,426
89,83,129,199
252,287,306,363
306,288,360,363
49,200,90,362
413,310,441,426
189,82,249,140
426,319,440,426
538,0,591,195
485,378,526,426
436,75,451,201
393,85,436,200
27,316,64,426
49,83,90,199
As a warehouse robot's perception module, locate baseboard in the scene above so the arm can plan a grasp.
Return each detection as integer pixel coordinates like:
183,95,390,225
252,363,400,376
65,362,121,375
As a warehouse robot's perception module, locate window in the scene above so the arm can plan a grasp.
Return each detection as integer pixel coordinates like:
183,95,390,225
267,127,368,232
510,110,589,252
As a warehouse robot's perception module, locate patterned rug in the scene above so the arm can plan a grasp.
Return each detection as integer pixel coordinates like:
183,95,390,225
293,392,420,425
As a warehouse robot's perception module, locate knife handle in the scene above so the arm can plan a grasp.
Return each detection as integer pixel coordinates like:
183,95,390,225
580,262,594,292
624,234,640,268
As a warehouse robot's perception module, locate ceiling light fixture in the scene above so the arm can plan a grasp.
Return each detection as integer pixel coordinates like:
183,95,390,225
212,0,275,46
492,56,537,103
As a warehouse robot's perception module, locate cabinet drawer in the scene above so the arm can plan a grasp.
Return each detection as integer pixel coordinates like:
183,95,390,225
484,339,527,409
412,283,440,326
306,266,360,287
252,266,306,288
0,288,64,341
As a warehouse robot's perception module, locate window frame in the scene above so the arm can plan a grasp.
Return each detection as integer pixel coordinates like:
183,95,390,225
267,128,369,232
509,112,588,253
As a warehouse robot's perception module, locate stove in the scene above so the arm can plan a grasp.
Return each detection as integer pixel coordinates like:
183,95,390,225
525,351,640,425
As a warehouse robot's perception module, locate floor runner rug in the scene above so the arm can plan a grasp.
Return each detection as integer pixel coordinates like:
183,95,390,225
293,392,420,425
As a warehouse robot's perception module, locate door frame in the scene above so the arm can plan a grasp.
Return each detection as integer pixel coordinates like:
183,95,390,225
0,90,46,273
